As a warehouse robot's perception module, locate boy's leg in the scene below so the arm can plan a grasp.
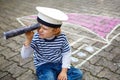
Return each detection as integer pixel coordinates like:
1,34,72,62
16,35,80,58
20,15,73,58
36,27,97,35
67,66,83,80
36,67,56,80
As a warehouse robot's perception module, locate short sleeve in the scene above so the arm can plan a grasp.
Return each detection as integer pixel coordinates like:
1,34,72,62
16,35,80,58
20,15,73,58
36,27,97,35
61,35,71,54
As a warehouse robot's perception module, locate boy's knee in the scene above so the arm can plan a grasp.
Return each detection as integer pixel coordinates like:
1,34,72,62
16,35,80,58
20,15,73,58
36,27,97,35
68,67,83,80
44,74,54,80
77,69,83,79
38,74,54,80
37,69,55,80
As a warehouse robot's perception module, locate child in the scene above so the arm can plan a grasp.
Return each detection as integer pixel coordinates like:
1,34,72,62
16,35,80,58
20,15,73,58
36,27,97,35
21,7,83,80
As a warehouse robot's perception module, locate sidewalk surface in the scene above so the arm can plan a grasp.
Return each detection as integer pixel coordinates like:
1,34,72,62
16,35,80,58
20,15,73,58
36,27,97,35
0,0,120,80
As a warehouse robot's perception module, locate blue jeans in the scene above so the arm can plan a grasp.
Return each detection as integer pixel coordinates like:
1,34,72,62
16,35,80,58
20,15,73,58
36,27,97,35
36,63,83,80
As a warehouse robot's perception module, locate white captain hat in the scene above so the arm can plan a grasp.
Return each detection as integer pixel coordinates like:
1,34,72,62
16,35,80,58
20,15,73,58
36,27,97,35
36,7,68,28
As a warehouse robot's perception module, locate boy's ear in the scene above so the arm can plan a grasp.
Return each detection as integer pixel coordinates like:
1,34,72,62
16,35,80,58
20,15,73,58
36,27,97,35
53,28,61,35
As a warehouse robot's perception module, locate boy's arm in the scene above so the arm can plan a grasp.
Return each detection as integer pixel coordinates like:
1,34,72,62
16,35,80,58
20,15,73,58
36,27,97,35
21,31,34,59
21,45,34,59
62,51,71,68
58,51,71,80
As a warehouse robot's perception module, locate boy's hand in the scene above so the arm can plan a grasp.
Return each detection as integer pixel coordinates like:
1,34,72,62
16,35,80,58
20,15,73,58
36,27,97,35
58,68,67,80
24,31,34,46
25,31,34,40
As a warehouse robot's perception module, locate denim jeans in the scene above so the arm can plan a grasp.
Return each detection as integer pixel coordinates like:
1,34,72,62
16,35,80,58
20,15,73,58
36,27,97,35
36,63,83,80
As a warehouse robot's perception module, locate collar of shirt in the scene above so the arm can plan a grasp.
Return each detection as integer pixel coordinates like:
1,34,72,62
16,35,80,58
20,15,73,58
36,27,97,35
44,36,57,42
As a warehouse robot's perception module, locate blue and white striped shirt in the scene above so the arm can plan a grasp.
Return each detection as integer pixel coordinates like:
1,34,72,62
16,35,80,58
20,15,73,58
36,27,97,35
30,32,71,67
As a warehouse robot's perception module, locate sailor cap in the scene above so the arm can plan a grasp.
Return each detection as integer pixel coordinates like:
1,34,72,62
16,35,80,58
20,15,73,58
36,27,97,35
36,7,68,28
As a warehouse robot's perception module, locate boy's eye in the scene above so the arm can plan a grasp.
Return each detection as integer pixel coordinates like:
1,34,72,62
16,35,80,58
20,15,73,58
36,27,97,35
37,27,41,30
43,27,48,30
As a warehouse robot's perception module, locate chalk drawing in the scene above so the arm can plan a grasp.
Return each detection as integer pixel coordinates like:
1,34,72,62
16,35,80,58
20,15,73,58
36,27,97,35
67,13,120,42
16,13,120,68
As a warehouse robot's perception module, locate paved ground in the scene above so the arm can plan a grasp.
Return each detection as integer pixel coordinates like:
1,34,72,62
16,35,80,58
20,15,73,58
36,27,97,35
0,0,120,80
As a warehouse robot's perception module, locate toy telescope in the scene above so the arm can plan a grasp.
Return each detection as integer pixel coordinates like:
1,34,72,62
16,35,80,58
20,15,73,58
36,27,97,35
3,23,40,39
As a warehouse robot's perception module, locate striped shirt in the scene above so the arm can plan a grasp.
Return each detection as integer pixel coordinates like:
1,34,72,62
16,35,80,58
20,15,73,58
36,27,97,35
30,32,71,67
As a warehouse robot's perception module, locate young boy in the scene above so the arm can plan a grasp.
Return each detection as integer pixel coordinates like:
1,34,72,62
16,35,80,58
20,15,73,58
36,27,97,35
21,7,83,80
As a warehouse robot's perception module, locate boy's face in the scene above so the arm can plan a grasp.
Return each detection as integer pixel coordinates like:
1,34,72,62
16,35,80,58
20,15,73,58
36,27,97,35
37,24,55,39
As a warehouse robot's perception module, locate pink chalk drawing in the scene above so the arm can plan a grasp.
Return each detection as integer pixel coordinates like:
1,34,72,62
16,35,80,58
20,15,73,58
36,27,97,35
16,15,37,26
65,13,120,67
16,13,120,42
66,13,120,41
